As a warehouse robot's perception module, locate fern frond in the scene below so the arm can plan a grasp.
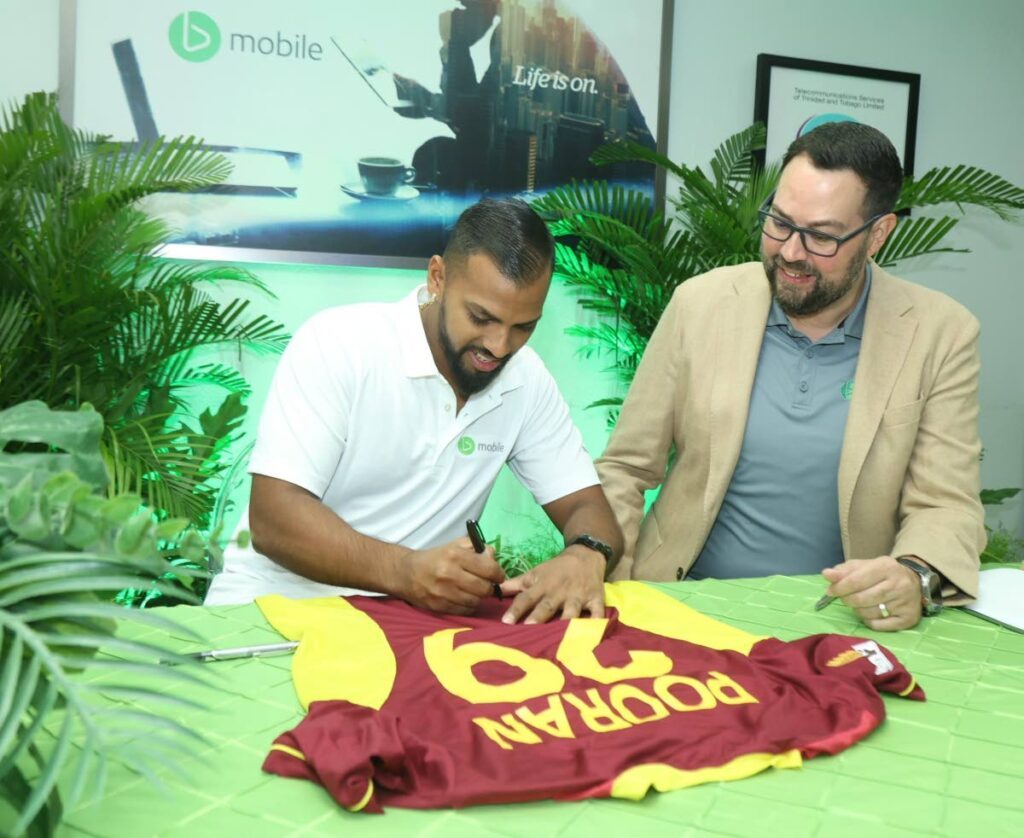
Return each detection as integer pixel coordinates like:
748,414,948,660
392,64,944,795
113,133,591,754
875,215,967,267
897,165,1024,220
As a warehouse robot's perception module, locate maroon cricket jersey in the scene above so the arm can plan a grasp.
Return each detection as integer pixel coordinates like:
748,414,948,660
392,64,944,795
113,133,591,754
259,582,923,813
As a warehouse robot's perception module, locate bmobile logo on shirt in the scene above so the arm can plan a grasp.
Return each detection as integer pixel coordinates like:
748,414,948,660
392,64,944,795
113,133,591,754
458,436,505,456
169,11,221,62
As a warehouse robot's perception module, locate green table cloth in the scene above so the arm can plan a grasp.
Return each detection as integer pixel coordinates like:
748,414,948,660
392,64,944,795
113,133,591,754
50,575,1024,837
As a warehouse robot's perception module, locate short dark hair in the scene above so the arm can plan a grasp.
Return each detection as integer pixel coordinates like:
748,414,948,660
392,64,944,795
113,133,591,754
782,122,904,219
443,198,554,285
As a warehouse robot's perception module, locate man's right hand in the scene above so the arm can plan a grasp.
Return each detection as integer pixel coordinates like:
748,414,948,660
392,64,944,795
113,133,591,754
399,537,505,615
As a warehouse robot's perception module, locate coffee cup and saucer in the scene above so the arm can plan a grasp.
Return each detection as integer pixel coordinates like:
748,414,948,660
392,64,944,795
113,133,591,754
342,156,419,201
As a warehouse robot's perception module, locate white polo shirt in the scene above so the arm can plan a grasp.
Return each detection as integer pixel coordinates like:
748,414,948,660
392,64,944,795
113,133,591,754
205,286,599,604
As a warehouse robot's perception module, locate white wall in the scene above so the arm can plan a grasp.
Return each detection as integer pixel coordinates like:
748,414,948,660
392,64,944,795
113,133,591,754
670,0,1024,535
3,0,1022,537
0,0,58,105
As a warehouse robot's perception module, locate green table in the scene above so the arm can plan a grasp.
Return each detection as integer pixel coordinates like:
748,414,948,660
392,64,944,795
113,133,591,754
53,575,1024,837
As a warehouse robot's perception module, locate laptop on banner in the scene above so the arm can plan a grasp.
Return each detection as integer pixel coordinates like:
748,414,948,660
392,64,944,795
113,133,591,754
112,38,301,197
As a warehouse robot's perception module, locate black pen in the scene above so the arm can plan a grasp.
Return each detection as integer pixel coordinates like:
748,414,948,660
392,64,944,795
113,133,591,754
467,519,502,598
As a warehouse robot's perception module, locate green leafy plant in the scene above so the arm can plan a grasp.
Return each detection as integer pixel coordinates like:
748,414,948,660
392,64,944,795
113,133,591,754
0,401,211,837
0,92,289,577
490,515,564,578
532,122,1024,412
981,487,1023,565
980,487,1021,507
980,525,1024,566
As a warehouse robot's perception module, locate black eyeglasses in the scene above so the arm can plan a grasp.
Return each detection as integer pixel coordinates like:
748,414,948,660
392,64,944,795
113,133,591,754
758,196,885,257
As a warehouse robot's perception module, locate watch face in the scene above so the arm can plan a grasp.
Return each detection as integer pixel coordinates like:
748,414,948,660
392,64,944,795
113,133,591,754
897,558,942,615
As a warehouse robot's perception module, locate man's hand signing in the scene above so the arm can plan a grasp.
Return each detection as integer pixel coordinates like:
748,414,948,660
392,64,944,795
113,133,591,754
400,537,505,616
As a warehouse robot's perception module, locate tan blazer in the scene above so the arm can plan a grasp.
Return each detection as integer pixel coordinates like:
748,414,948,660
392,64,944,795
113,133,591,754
597,262,984,601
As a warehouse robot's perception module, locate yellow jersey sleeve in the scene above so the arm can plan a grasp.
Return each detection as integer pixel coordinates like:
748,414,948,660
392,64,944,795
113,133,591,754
604,581,763,654
256,594,397,710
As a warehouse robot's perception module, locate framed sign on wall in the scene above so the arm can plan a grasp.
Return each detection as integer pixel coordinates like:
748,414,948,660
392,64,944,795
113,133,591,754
63,0,674,267
753,53,920,177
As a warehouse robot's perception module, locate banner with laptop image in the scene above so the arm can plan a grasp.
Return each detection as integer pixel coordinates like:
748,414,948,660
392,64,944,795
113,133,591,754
69,0,668,266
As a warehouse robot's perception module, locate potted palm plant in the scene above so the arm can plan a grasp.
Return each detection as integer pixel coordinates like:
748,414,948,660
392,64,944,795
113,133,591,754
0,92,290,602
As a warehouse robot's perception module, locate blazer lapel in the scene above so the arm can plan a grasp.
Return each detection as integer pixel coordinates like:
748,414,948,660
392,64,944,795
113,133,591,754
838,265,917,530
704,269,771,519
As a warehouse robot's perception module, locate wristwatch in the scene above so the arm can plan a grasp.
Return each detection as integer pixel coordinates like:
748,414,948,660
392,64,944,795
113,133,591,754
568,534,614,563
896,557,943,616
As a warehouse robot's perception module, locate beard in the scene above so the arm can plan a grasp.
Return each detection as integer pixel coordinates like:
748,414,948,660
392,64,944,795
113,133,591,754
762,236,870,317
438,301,509,397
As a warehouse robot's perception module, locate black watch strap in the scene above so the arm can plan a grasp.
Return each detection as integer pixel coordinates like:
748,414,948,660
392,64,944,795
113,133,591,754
568,534,613,563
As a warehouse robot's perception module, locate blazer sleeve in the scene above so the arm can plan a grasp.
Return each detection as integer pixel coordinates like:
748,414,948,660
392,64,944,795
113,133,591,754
889,312,985,601
596,287,686,578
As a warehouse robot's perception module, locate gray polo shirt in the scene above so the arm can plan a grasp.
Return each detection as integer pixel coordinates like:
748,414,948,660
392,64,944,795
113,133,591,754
688,267,872,580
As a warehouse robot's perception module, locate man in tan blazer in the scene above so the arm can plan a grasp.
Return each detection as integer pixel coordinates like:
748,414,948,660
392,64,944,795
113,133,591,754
597,122,984,631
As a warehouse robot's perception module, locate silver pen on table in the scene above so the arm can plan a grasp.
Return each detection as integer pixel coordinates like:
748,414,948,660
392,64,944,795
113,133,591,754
162,640,299,665
814,594,836,611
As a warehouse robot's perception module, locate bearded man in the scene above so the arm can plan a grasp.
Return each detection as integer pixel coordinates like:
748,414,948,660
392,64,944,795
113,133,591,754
597,121,984,631
206,198,622,623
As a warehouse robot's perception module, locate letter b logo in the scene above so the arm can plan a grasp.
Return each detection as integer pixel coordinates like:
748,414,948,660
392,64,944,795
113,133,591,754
169,11,221,62
457,436,476,456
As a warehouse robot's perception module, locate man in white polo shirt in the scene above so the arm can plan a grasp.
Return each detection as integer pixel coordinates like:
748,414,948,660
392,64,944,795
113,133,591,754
206,198,622,623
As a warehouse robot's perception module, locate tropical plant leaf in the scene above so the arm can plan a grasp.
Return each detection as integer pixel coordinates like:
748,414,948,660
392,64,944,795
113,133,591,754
591,138,688,180
172,362,253,396
897,164,1024,220
980,487,1021,506
707,123,767,190
85,136,232,207
534,180,663,256
0,290,30,376
981,525,1024,565
0,603,207,835
0,402,109,492
103,425,212,526
0,402,211,834
0,760,61,838
875,215,967,267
